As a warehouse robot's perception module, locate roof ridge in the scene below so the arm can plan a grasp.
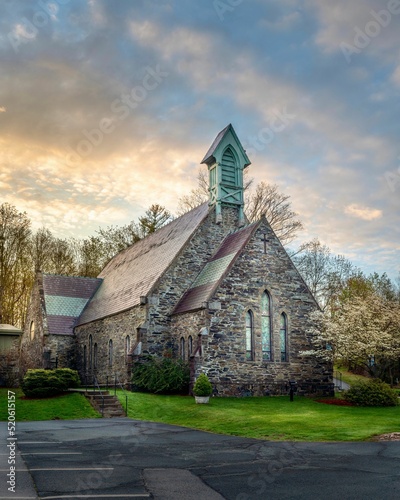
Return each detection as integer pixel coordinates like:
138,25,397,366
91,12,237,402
43,273,102,281
100,201,209,272
173,220,260,315
76,201,211,326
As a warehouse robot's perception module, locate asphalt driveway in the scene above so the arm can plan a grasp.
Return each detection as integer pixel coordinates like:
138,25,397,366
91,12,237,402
1,418,400,499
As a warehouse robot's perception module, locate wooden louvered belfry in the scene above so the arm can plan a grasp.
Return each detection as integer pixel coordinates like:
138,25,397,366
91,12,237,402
201,124,251,225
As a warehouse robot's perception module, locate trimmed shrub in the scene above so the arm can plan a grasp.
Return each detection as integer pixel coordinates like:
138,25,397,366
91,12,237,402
55,368,80,388
131,355,189,394
344,378,398,407
21,368,80,398
193,373,213,397
22,369,66,398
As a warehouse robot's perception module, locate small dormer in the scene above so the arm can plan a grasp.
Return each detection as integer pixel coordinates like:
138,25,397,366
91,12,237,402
201,124,251,225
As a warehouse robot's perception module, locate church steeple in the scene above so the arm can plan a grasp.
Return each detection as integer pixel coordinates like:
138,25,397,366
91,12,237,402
201,124,251,225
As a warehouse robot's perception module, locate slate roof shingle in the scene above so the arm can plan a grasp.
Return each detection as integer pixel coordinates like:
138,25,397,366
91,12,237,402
76,202,210,326
201,124,231,164
42,275,102,335
173,222,258,315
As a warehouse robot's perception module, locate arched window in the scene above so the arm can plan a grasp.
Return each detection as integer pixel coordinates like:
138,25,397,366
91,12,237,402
108,339,113,367
180,337,185,360
126,335,131,355
30,321,35,340
280,313,288,362
83,345,87,373
188,336,193,358
261,291,272,361
221,147,237,186
89,335,93,370
93,343,98,370
245,310,254,361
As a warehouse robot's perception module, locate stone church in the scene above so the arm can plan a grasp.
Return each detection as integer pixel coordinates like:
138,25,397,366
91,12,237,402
21,125,333,396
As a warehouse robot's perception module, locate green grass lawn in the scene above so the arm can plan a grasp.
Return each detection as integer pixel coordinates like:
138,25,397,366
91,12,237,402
2,387,399,442
0,388,100,421
118,390,400,442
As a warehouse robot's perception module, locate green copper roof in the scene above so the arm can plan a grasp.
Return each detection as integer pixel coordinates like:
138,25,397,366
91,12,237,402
45,295,90,317
190,253,236,288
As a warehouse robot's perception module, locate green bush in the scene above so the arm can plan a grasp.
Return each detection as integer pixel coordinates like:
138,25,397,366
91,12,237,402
131,356,189,394
21,368,80,398
344,378,398,407
55,368,80,388
193,373,213,397
22,369,66,398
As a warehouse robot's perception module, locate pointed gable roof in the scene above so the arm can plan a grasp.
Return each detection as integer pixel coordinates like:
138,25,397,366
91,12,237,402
173,221,259,315
201,123,251,168
42,274,102,335
76,202,210,326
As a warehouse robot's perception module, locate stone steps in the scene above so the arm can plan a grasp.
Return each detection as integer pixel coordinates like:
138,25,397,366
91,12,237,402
85,391,126,418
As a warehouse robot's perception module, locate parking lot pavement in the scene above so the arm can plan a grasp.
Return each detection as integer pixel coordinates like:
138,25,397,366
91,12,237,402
1,419,400,499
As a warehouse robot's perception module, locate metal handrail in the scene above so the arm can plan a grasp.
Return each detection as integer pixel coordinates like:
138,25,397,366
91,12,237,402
334,370,343,391
114,373,128,417
93,375,105,417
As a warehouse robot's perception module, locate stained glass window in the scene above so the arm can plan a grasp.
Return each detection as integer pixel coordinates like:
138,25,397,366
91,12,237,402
280,313,287,362
108,339,113,367
188,336,193,357
261,291,272,361
180,337,185,360
246,310,254,360
89,335,93,370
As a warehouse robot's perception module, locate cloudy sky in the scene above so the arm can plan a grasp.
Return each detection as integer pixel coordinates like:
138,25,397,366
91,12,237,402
0,0,399,279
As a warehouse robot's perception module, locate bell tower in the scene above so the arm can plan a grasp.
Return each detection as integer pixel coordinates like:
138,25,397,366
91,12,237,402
201,124,251,225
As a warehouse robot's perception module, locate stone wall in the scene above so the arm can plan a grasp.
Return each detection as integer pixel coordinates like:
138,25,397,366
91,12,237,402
74,305,146,385
44,335,76,369
147,205,243,356
19,272,47,374
173,219,333,397
19,273,77,375
0,341,20,387
73,205,246,386
74,205,332,396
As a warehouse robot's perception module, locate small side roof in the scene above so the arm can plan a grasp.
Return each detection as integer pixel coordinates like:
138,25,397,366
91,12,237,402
173,221,258,315
0,324,22,336
76,202,210,326
42,275,102,335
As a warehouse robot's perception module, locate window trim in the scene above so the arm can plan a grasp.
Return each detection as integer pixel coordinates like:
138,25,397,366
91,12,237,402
88,335,93,370
30,321,35,340
188,335,193,358
245,309,255,361
108,339,113,367
180,337,185,360
280,312,288,362
261,290,273,361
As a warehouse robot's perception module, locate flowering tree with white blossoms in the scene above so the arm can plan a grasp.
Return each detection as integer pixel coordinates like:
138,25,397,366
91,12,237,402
303,292,400,382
